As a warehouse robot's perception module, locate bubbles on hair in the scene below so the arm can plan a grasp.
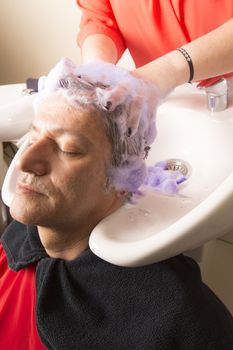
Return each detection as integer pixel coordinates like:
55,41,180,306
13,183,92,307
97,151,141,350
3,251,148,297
34,58,162,195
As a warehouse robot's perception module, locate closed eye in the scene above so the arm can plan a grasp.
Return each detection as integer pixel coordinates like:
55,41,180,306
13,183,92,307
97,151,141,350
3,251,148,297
56,144,84,157
58,148,81,157
28,132,85,157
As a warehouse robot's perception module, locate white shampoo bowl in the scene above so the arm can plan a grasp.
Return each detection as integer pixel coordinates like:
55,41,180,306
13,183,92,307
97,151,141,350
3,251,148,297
2,83,233,266
89,83,233,266
0,84,35,141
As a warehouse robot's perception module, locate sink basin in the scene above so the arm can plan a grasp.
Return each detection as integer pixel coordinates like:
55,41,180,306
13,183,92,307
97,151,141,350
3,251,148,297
2,83,233,266
89,83,233,266
0,83,35,141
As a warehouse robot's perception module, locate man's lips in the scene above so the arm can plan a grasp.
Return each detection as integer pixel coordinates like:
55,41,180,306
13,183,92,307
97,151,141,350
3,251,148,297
16,182,44,195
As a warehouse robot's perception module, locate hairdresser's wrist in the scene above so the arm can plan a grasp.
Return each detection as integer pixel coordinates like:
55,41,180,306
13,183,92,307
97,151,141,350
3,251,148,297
132,50,191,95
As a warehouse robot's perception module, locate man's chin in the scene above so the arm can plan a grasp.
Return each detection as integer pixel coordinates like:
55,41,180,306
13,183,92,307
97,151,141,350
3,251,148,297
9,206,38,226
10,194,46,226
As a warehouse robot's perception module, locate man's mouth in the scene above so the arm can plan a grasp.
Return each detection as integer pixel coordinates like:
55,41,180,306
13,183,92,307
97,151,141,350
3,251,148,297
16,182,44,195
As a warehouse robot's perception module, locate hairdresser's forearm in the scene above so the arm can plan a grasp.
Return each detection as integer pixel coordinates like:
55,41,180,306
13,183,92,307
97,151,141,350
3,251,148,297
81,34,118,63
134,19,233,94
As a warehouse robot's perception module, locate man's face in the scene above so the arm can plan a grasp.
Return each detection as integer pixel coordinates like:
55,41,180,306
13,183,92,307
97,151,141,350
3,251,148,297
10,95,120,231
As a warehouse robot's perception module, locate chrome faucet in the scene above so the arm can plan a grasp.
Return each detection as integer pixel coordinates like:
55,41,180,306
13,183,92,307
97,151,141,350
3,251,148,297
197,78,228,112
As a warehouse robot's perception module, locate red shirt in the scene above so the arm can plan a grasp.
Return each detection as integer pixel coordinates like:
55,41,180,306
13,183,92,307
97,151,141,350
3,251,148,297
77,0,233,67
0,244,46,350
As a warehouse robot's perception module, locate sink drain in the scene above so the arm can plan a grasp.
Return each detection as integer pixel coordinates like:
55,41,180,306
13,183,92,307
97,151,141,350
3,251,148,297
165,158,192,178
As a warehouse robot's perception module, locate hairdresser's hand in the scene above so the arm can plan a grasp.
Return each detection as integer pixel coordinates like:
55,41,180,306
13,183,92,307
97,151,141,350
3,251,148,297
75,60,162,141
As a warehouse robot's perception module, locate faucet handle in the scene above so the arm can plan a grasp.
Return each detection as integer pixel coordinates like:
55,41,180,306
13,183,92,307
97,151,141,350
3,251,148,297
197,78,228,112
197,77,224,89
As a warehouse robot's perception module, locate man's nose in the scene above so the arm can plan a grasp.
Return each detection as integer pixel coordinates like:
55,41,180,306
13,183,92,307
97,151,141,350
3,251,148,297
16,139,51,176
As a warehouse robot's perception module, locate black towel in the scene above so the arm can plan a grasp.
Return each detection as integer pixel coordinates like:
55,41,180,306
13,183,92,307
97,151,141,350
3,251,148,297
2,220,233,350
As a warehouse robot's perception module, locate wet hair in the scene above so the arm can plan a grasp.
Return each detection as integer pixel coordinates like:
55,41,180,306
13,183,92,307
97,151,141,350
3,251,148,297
34,58,161,193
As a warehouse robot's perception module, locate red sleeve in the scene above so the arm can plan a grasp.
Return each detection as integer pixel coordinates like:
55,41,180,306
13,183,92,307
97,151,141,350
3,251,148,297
0,243,46,349
76,0,126,60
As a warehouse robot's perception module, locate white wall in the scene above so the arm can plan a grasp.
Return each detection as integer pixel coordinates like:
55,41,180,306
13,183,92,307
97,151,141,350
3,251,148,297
0,0,134,84
0,0,82,84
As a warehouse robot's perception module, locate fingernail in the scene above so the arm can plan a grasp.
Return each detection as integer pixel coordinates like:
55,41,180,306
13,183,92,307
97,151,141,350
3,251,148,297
127,127,132,137
105,101,112,110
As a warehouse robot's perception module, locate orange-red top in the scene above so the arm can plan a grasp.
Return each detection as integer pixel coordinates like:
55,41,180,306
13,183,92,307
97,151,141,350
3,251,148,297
77,0,233,67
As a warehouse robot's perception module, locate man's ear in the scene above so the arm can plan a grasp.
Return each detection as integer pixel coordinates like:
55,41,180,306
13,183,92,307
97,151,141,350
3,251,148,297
104,178,129,201
115,191,131,204
116,190,128,198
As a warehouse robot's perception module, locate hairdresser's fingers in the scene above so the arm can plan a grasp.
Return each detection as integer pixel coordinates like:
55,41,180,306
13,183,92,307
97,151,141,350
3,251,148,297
127,95,145,137
96,85,128,111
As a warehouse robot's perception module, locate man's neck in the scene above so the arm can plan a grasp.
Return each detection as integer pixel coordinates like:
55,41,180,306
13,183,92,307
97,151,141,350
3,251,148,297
37,196,125,260
37,226,90,261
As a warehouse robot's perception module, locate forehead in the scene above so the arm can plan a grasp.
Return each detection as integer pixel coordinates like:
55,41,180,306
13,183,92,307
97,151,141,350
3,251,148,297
33,95,109,144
